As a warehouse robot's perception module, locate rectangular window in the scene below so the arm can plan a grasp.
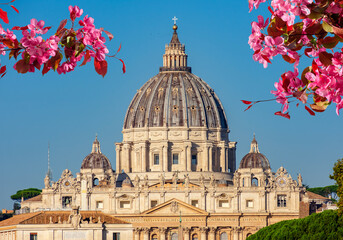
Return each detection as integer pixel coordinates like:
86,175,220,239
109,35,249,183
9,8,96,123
219,200,229,208
277,195,287,207
62,196,72,208
113,232,120,240
246,200,253,208
119,201,131,209
151,200,158,208
172,153,179,164
154,154,159,165
191,200,199,208
96,201,103,209
30,233,37,240
191,154,197,165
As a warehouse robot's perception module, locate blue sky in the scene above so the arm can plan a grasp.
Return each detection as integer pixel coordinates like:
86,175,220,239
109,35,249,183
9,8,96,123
0,0,342,209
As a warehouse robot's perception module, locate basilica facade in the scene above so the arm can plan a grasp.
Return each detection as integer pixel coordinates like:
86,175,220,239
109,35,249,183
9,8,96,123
20,24,309,240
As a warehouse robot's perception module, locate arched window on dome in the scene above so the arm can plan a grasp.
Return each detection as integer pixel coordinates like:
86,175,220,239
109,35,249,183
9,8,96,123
220,232,228,240
251,177,258,187
192,233,198,240
93,178,99,186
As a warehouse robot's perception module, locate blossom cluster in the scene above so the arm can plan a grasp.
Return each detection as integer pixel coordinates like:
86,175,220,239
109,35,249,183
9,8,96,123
248,0,343,116
0,5,124,78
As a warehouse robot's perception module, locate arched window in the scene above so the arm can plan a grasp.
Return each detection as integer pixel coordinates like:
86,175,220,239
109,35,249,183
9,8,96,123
93,178,99,186
247,233,252,237
242,178,245,187
171,233,178,240
251,177,258,187
192,233,198,240
220,232,228,240
151,234,158,240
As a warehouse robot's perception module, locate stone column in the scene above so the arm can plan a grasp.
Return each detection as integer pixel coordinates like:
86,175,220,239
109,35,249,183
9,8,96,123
133,228,141,240
186,145,191,171
143,228,150,240
163,143,168,172
115,144,121,173
209,227,216,240
219,143,225,172
200,227,208,240
183,227,190,240
123,143,131,172
203,145,209,171
233,227,240,240
142,144,147,172
209,146,213,171
159,227,167,240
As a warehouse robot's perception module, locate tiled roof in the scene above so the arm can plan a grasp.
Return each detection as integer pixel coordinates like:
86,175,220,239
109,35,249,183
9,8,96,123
0,212,40,227
307,191,330,200
0,211,128,227
21,194,42,203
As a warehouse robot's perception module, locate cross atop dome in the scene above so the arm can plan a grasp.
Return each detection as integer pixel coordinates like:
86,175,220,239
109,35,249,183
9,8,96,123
172,16,178,25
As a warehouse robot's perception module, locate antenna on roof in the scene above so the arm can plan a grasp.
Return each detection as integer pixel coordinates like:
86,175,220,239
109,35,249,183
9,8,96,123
46,142,53,180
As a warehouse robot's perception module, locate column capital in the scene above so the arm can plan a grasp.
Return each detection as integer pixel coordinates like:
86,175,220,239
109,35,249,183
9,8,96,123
182,227,191,233
200,227,209,233
159,227,167,234
142,227,150,234
209,227,217,233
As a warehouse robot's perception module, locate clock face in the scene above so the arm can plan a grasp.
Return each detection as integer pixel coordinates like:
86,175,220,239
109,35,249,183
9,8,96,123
277,177,287,187
64,181,71,187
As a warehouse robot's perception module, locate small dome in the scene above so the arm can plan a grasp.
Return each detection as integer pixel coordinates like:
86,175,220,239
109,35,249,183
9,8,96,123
81,136,112,170
239,136,270,170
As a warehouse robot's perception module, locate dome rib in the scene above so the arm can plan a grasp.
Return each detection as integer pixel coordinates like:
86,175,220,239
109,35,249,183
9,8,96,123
180,73,189,127
145,74,165,128
188,75,206,127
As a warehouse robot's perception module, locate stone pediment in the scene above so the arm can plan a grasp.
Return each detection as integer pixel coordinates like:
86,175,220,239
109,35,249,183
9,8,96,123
142,198,208,216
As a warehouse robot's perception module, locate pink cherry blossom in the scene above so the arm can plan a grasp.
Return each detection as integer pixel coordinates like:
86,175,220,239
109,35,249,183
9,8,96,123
69,6,83,22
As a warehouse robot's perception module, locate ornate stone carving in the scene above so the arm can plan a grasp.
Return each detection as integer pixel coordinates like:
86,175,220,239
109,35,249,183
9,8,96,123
170,201,179,213
159,174,165,187
184,174,190,188
68,206,81,229
44,174,50,189
210,173,216,188
298,173,303,187
172,172,178,185
134,175,140,188
200,227,209,233
199,174,205,188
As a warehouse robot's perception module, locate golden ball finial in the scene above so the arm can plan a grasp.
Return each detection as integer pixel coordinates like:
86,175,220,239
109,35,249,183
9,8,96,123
173,24,178,31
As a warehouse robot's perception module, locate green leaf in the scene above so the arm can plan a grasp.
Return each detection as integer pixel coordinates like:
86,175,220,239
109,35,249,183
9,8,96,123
322,21,333,33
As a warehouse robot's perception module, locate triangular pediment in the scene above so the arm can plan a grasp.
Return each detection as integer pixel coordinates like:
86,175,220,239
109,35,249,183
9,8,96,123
142,198,208,216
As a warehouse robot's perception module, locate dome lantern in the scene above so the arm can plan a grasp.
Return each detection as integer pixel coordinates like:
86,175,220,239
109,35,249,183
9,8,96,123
159,20,191,73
